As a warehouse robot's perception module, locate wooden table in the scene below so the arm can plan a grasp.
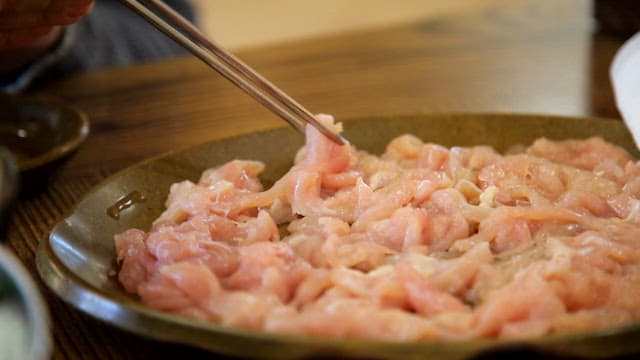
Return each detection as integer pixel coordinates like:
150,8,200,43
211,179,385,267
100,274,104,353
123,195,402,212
6,0,632,358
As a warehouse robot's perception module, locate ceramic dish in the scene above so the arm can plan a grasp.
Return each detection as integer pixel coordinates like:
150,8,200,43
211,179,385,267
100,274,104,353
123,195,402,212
0,144,50,360
37,113,640,359
0,147,17,231
0,94,89,189
0,246,52,360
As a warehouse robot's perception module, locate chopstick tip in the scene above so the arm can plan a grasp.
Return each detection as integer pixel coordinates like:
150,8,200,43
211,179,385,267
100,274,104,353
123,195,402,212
336,133,349,146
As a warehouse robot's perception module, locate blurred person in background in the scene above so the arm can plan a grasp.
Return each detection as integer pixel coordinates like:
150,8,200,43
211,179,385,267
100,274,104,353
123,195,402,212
0,0,196,93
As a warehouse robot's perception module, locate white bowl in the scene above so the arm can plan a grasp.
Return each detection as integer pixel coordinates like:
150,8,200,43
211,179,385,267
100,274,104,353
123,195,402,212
0,246,51,360
0,148,50,360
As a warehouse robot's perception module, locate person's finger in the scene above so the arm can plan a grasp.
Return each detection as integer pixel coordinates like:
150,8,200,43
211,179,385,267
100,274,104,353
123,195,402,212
0,0,93,30
0,25,52,49
19,0,52,12
0,12,44,30
45,0,94,26
0,0,51,12
46,0,94,19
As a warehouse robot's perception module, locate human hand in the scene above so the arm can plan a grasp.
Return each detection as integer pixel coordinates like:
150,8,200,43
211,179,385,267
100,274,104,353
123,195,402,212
0,0,94,50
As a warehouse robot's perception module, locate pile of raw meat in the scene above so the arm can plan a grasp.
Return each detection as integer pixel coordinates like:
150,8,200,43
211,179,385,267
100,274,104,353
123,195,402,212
116,115,640,341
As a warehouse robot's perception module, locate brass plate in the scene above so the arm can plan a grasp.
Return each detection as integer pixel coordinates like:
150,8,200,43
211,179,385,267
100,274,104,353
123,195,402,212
37,113,640,359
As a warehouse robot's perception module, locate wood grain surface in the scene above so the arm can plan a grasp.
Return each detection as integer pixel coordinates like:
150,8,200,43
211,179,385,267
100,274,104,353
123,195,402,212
5,0,632,358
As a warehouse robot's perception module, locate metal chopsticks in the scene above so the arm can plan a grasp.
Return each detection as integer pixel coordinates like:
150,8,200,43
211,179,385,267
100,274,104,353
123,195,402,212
118,0,346,145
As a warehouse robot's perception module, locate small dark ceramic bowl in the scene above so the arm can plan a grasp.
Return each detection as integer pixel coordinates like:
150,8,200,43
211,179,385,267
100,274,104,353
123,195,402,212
0,94,89,191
